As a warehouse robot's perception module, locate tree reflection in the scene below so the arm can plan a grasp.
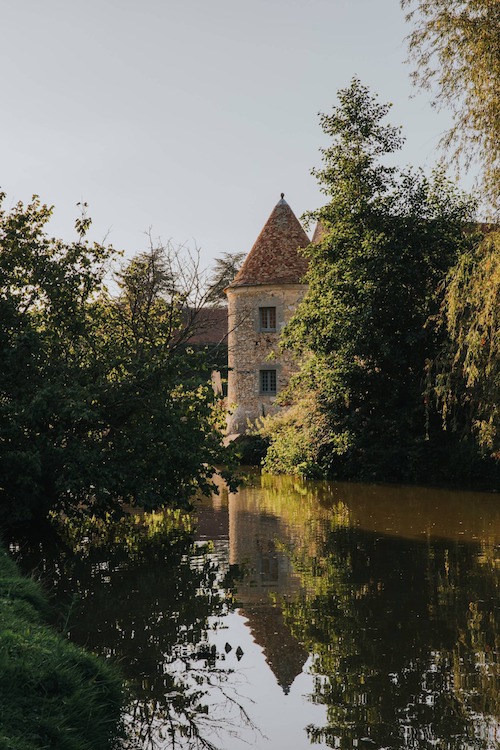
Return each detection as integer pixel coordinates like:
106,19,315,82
11,511,253,750
278,519,499,749
10,479,500,750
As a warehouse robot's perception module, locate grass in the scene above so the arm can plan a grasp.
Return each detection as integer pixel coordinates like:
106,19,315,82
0,545,124,750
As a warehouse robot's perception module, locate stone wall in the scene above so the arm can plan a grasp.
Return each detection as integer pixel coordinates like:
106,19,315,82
226,282,306,434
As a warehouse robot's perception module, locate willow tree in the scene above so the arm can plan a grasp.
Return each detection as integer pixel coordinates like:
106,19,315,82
402,0,500,216
432,230,500,457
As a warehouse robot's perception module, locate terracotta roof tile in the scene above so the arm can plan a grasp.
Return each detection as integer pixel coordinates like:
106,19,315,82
228,197,309,288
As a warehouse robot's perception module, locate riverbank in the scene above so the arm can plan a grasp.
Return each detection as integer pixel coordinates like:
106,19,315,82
0,543,124,750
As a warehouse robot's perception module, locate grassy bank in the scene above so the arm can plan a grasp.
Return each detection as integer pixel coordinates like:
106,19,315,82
0,544,124,750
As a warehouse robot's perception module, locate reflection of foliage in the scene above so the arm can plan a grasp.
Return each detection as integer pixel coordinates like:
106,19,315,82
278,522,499,749
52,508,195,560
11,479,500,749
254,473,350,525
12,511,250,750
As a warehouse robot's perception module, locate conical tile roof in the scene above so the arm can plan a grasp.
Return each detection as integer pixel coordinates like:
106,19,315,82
228,196,309,288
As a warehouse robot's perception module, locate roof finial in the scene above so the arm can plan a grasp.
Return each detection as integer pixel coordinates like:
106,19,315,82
281,192,285,199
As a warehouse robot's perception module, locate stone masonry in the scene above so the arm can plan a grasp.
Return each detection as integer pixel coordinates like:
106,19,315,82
225,196,309,435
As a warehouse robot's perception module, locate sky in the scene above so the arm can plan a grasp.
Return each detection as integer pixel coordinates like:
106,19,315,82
1,0,473,273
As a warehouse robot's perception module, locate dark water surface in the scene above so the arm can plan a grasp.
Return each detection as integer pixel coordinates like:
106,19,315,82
12,475,500,749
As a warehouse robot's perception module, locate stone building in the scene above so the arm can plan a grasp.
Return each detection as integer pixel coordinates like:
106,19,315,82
225,195,310,435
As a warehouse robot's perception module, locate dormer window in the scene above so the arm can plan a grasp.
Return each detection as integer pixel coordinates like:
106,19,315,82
259,306,276,332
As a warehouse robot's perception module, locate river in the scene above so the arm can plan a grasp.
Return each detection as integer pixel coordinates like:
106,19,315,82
11,474,500,749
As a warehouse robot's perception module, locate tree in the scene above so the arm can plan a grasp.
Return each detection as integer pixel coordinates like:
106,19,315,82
205,251,245,305
0,195,114,522
88,240,229,515
431,229,500,458
258,387,333,478
401,1,500,457
0,195,229,525
402,0,500,216
261,79,480,483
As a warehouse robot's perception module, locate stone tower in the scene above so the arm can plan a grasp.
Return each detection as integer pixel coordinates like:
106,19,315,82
225,196,309,435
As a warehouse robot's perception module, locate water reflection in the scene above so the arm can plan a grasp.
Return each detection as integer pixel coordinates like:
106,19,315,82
283,527,499,748
196,476,500,749
11,477,500,749
10,512,253,750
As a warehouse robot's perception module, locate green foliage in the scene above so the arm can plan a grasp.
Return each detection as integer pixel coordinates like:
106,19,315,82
257,387,336,478
431,230,500,455
264,79,481,483
0,545,124,750
206,251,245,305
88,243,231,513
402,0,500,216
0,194,114,522
0,194,229,525
309,76,404,212
231,433,269,466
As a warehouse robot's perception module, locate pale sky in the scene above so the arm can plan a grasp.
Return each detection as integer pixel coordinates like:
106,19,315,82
1,0,472,272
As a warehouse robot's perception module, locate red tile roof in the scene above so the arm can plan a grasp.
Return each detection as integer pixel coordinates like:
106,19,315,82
228,197,310,288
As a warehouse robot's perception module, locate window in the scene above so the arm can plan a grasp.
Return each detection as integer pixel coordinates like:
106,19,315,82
259,306,276,332
260,369,277,394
